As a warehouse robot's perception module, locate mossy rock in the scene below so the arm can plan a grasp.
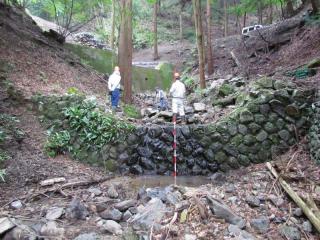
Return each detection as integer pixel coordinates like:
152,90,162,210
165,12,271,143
218,83,235,97
213,95,236,107
239,110,254,123
254,77,274,89
104,159,118,172
215,151,228,163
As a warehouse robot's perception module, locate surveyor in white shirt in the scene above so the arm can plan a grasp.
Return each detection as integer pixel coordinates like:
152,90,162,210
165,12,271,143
108,66,121,111
169,72,186,122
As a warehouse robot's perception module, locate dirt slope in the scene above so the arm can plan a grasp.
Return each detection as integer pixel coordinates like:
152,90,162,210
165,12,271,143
0,3,107,102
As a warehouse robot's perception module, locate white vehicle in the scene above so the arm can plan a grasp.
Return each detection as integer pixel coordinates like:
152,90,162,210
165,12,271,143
242,25,263,35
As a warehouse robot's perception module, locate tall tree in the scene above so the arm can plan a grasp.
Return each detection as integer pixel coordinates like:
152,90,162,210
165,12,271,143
285,0,294,17
206,0,213,75
153,0,159,60
192,0,206,89
118,0,133,103
110,0,115,51
311,0,319,13
224,0,229,37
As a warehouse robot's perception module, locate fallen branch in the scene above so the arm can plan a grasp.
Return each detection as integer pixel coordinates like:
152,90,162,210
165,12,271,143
230,51,241,67
266,162,320,233
24,175,114,202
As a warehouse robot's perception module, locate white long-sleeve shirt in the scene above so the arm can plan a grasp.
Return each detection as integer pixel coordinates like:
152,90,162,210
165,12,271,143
169,80,186,99
108,71,121,91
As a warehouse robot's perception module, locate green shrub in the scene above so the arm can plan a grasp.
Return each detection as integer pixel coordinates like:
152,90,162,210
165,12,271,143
67,87,80,95
45,100,135,157
45,130,71,157
123,104,141,119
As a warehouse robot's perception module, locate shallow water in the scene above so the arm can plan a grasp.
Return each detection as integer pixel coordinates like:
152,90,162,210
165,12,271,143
129,175,211,189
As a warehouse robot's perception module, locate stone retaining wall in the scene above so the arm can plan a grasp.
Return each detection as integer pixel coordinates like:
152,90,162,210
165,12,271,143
308,97,320,164
34,79,315,175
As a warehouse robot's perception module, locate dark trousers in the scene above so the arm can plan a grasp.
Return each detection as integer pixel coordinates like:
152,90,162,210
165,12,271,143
111,88,120,109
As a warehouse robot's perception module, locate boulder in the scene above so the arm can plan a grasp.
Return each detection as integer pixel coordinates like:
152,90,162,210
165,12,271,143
3,224,37,240
0,217,16,235
279,226,301,240
65,198,89,220
246,196,260,207
130,198,167,230
46,207,65,221
10,200,23,210
114,200,137,211
193,103,206,112
40,221,65,238
73,232,100,240
250,217,269,234
207,196,245,229
100,220,123,235
100,208,123,221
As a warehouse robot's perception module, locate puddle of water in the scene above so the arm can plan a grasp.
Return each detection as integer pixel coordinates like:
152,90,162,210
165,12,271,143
129,175,211,189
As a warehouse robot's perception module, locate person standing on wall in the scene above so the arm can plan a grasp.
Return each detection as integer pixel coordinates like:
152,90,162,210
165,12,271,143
169,72,186,123
108,66,121,112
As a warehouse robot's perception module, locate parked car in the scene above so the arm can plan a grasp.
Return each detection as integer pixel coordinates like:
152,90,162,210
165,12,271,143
242,25,263,35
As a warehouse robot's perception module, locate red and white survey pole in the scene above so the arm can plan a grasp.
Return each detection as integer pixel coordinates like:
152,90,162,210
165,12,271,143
173,114,177,178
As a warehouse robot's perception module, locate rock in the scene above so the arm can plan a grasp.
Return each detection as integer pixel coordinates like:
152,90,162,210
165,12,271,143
46,207,65,221
293,208,303,217
207,196,246,229
302,220,312,233
279,226,301,240
66,198,89,220
0,217,16,234
185,234,197,240
102,220,123,235
226,184,236,193
250,217,269,234
130,165,143,175
193,103,206,112
73,232,100,240
255,77,274,88
269,196,284,207
228,224,241,236
122,210,133,222
238,230,256,240
256,130,268,142
88,187,102,196
219,83,235,97
3,224,37,240
130,198,167,230
175,200,190,211
246,196,260,207
10,200,23,210
209,172,226,183
107,185,119,199
100,208,122,221
158,111,173,118
40,221,65,238
114,199,137,211
278,130,290,141
239,110,254,123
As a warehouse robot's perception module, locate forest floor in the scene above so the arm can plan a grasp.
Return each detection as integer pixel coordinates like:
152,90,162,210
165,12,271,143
0,3,320,240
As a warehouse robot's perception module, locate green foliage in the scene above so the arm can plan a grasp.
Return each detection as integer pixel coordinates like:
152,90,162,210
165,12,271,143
67,87,80,95
45,99,135,158
45,130,70,157
123,104,141,119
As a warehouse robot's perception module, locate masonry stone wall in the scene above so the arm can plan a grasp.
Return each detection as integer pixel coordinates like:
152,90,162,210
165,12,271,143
308,97,320,164
35,79,315,175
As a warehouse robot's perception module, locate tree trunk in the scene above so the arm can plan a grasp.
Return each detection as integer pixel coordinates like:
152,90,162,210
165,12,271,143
111,0,115,51
206,0,213,75
224,0,228,37
311,0,319,13
192,0,206,89
286,0,294,17
153,0,159,60
243,11,247,28
179,10,183,42
269,0,273,24
118,0,133,103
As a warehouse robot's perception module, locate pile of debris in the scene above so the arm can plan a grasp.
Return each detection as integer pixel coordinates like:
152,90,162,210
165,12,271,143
73,32,111,50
